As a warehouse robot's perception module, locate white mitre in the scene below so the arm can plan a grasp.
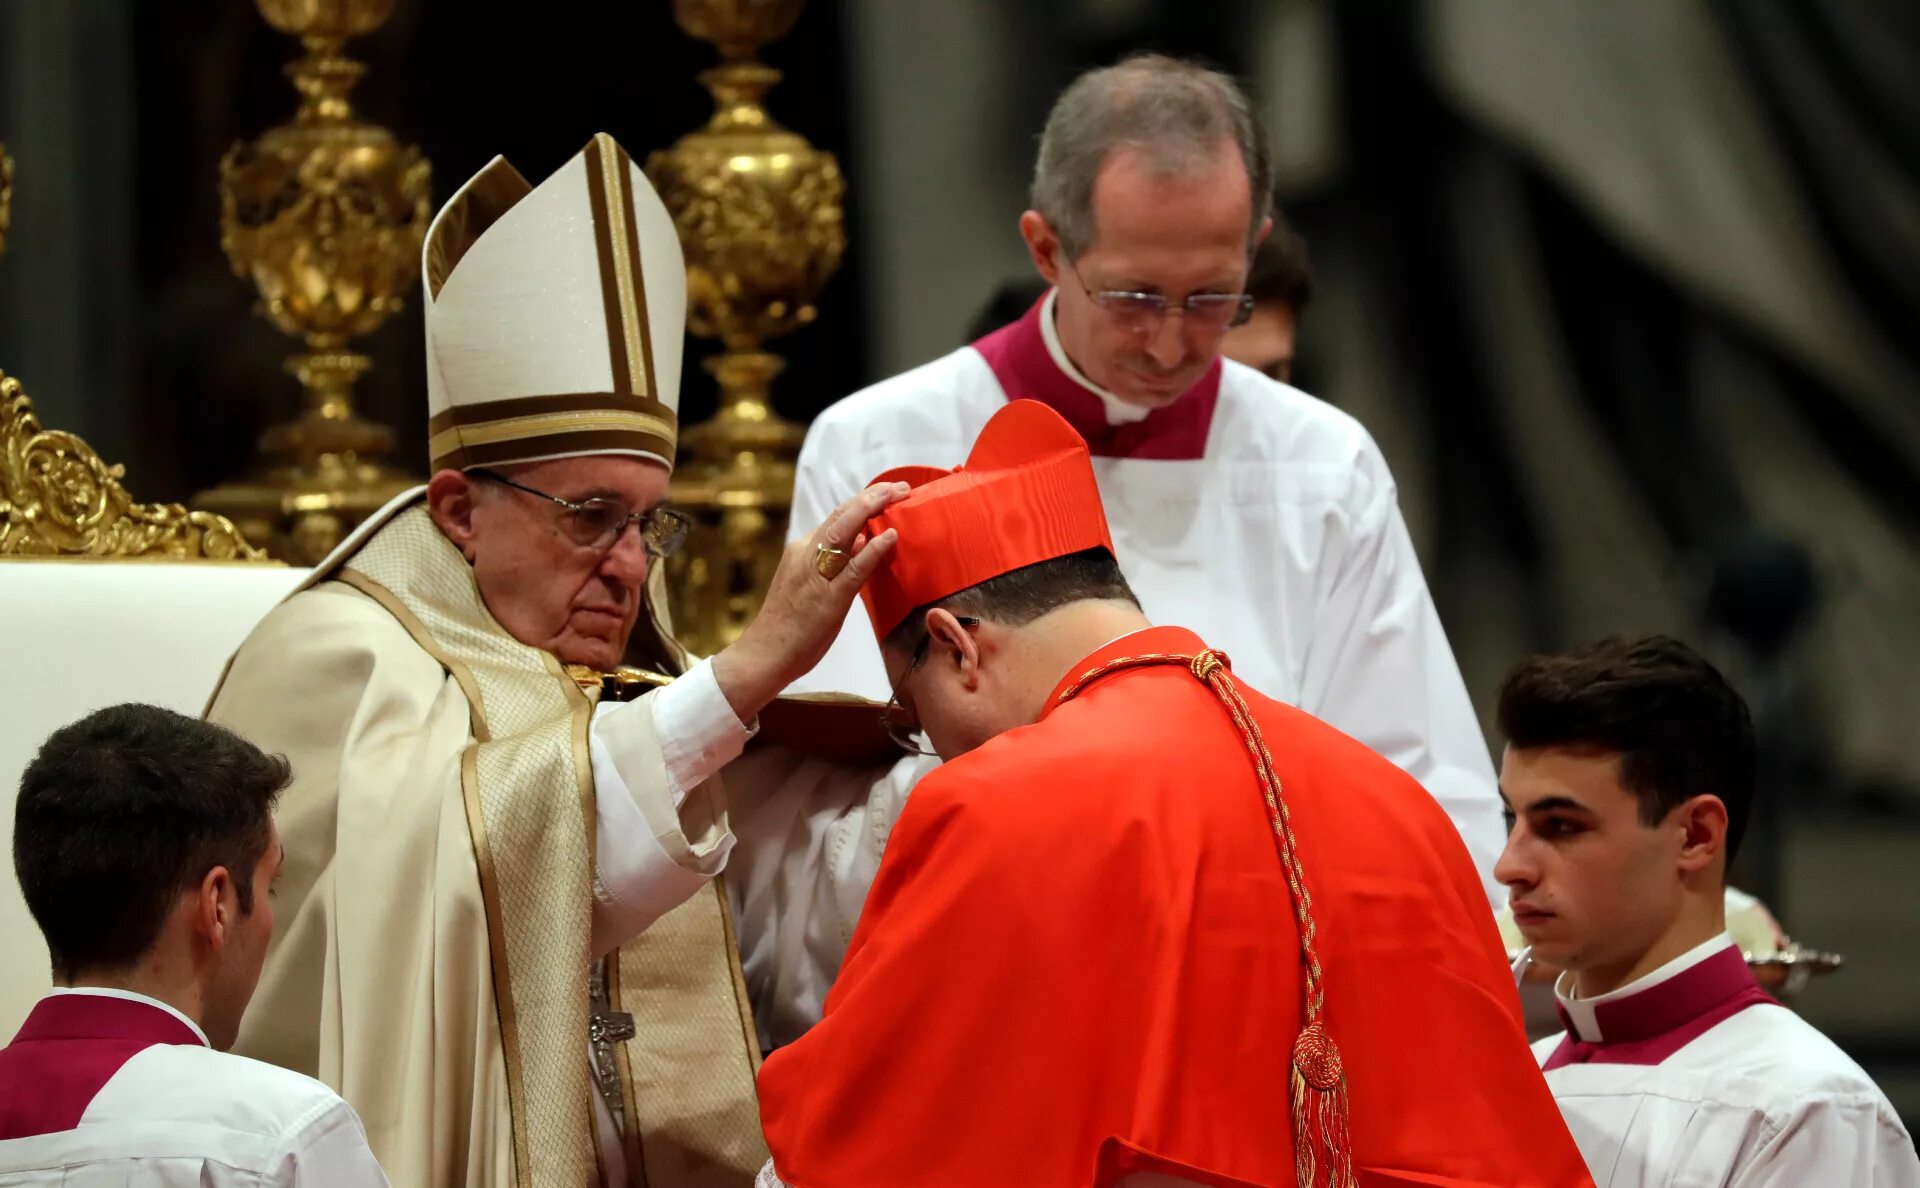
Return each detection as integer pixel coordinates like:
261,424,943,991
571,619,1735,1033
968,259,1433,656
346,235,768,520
421,132,685,473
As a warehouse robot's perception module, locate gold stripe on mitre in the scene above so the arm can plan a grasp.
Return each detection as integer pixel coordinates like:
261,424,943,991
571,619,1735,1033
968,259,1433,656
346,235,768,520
428,391,679,472
583,133,656,401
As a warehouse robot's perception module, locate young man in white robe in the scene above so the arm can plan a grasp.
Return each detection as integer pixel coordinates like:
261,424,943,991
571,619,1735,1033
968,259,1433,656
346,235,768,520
733,54,1506,1037
1496,634,1919,1187
0,705,386,1186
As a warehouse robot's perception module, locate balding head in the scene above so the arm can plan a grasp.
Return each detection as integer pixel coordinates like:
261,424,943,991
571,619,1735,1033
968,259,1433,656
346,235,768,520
1031,54,1273,261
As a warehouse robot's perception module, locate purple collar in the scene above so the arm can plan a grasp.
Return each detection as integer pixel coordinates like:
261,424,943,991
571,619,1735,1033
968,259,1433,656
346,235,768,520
0,992,208,1140
970,291,1221,460
13,991,208,1048
1543,938,1775,1069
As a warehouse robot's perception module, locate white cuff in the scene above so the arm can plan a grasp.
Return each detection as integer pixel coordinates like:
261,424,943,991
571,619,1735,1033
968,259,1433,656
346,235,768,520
645,657,758,804
584,660,753,957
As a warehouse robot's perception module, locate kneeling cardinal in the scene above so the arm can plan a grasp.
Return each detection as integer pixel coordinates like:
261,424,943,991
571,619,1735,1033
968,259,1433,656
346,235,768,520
754,400,1592,1188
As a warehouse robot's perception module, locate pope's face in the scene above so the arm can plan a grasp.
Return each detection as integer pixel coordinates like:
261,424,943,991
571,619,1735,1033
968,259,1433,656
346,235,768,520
432,455,671,669
1495,746,1689,985
1029,142,1260,411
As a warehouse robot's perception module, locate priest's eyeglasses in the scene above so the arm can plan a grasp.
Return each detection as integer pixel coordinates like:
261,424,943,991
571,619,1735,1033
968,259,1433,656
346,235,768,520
882,616,981,755
1065,262,1256,336
470,469,692,558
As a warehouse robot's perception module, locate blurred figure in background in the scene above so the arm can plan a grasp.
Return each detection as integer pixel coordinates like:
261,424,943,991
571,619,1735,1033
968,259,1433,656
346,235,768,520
1220,209,1313,383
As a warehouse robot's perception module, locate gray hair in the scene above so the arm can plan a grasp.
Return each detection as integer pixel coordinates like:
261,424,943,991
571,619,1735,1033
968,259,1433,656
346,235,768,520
1031,54,1274,260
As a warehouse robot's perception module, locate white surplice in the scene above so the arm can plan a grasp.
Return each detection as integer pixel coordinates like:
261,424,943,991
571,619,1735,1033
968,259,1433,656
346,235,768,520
1536,935,1920,1187
0,989,388,1187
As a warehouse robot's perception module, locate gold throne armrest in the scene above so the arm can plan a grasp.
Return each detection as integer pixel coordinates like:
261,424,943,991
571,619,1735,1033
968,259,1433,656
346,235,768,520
0,372,272,562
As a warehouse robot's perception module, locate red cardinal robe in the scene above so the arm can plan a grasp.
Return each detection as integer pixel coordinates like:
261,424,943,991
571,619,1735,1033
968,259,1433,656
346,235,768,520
757,626,1591,1188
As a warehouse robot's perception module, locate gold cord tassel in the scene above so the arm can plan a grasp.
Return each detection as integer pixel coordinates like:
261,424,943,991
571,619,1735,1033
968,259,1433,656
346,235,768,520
1290,1022,1354,1188
1056,648,1356,1187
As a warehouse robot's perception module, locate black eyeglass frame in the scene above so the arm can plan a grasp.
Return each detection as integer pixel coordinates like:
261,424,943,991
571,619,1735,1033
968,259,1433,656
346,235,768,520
882,615,982,755
469,468,692,558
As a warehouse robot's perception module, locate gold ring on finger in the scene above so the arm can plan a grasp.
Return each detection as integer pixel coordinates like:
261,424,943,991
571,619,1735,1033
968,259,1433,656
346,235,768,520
814,542,851,579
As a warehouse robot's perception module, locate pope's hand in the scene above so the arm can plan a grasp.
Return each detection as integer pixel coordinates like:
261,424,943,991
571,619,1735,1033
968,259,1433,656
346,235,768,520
711,481,908,722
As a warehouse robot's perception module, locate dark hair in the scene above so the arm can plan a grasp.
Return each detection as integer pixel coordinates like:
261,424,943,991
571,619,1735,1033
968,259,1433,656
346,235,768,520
1246,208,1313,312
883,547,1140,655
13,704,291,979
1497,635,1755,860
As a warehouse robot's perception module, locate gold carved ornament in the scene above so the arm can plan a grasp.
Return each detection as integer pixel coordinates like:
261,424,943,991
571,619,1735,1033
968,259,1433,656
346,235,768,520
645,0,847,658
0,373,269,561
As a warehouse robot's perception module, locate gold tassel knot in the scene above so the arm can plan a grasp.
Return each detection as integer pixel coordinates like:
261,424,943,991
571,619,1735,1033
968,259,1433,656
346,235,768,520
1291,1020,1343,1091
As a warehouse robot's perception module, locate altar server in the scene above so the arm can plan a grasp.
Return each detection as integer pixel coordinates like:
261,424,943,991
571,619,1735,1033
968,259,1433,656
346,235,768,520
1497,635,1920,1186
0,705,387,1186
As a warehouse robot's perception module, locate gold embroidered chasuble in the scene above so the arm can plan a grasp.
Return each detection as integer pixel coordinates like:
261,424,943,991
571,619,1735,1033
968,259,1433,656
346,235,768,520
206,502,765,1187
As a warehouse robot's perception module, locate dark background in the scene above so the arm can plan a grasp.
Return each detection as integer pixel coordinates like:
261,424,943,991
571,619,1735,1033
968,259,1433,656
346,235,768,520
116,0,870,495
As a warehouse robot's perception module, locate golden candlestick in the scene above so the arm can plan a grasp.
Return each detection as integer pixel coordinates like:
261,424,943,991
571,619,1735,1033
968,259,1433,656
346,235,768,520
195,0,431,564
647,0,846,655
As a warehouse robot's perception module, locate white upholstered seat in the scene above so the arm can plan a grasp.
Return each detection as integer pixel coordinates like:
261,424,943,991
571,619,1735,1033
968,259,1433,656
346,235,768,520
0,560,310,1033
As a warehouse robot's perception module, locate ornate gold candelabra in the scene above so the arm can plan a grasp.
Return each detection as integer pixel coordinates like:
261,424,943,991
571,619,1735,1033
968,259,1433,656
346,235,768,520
648,0,846,655
194,0,431,564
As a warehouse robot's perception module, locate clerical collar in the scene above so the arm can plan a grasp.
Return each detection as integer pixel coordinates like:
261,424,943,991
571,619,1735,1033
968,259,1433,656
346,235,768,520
1554,933,1746,1044
1037,290,1151,426
969,292,1223,460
